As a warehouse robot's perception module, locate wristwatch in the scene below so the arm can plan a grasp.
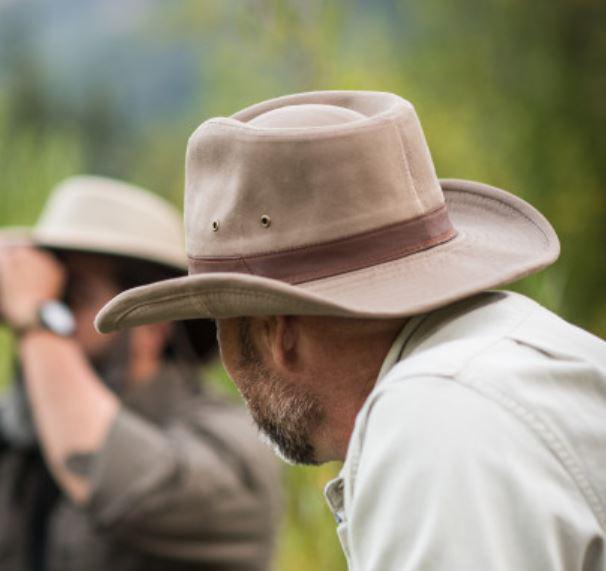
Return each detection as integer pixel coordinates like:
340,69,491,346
39,300,76,337
17,300,76,338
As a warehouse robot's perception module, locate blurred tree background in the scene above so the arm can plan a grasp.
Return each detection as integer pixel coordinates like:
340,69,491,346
0,0,604,569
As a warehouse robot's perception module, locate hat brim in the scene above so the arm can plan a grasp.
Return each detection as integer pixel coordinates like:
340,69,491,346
0,227,33,245
95,179,560,333
0,228,186,272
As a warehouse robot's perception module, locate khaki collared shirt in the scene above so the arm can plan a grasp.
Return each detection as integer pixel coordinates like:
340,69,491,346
325,291,606,570
0,365,280,571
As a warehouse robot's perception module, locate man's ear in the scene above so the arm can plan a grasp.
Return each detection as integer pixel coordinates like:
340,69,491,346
266,315,298,371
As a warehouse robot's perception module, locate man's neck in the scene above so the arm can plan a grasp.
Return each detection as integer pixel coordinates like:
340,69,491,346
313,319,408,462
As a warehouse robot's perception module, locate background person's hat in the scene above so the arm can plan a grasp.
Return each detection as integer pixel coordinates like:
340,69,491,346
1,175,187,270
0,175,216,360
96,90,560,333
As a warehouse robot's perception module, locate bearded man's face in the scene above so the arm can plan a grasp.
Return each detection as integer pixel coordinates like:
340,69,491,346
217,318,325,465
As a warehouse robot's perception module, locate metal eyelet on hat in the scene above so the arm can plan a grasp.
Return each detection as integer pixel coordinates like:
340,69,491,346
260,214,271,228
211,220,220,232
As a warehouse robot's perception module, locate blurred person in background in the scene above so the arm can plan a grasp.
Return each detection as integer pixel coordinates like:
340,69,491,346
98,91,606,571
0,176,280,571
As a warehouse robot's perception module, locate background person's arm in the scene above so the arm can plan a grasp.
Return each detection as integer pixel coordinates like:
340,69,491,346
0,245,119,503
19,330,119,503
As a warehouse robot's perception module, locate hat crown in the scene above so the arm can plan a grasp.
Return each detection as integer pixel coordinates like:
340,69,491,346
35,176,186,269
185,91,445,261
248,103,365,128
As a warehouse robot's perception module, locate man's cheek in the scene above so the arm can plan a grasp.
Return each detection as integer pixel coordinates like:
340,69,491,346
216,320,240,375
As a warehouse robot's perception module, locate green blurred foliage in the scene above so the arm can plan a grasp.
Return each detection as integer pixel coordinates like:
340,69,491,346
0,101,84,391
0,1,604,569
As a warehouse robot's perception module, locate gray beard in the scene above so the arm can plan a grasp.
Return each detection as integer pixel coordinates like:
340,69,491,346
235,318,324,465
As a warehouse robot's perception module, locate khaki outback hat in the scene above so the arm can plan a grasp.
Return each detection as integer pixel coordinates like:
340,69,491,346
96,90,559,333
1,175,187,270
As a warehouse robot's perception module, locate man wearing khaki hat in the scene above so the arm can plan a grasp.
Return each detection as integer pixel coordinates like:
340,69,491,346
0,176,280,571
98,91,606,570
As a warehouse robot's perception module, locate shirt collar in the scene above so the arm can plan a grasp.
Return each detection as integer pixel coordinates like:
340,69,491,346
324,313,430,520
325,292,511,523
376,313,428,383
324,315,434,525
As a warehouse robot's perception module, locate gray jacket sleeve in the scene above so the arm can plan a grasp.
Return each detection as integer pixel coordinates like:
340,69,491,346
86,402,281,570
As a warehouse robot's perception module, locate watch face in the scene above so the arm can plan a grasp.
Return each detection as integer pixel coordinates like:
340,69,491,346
39,301,76,337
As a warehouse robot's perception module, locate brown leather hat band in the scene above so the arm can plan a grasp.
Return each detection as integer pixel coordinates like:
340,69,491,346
188,205,457,285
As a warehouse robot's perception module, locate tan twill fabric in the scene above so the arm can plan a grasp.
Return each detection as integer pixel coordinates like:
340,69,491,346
95,91,559,331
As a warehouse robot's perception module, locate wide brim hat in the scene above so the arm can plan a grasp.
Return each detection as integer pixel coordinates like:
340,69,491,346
96,91,559,333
